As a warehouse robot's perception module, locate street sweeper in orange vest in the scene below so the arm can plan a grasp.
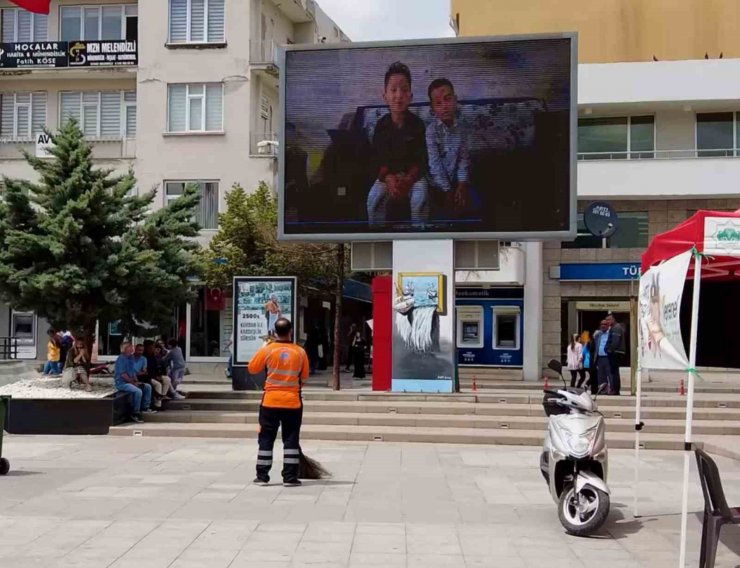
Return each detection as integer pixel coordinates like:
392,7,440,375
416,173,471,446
248,317,328,486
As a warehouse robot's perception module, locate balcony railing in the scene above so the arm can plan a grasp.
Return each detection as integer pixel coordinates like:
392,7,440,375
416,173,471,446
249,40,277,66
250,132,279,156
0,136,135,159
578,149,740,161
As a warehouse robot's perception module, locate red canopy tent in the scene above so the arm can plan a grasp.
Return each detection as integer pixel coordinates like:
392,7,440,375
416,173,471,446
642,209,740,279
8,0,50,14
637,208,740,565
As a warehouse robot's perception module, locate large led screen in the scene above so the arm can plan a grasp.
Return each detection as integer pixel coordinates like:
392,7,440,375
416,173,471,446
280,34,576,240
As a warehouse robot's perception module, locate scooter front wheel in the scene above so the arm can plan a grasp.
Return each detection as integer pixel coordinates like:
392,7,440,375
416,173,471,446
558,484,609,536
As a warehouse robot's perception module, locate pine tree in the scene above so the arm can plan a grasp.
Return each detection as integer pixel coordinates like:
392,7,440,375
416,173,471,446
0,119,202,351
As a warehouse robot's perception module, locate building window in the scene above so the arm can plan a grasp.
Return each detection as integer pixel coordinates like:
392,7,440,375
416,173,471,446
59,91,136,139
165,181,219,230
454,240,500,269
696,112,735,157
0,92,47,141
1,8,48,42
167,84,223,133
562,211,649,249
60,5,137,41
169,0,226,44
578,116,655,160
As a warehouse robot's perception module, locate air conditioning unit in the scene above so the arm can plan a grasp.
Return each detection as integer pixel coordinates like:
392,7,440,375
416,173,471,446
351,241,393,272
256,139,279,156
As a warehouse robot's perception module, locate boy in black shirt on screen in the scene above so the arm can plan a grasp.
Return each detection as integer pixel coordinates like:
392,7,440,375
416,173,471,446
366,61,429,227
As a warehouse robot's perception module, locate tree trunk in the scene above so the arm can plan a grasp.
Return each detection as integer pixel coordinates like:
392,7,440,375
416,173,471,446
332,245,345,391
82,322,97,369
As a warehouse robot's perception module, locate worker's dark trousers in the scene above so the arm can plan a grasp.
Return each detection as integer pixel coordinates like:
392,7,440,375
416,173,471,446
256,405,303,482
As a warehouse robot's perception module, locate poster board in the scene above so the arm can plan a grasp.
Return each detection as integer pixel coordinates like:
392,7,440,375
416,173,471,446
232,276,297,366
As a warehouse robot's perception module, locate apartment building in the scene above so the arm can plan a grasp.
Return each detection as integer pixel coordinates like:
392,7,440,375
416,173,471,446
0,0,348,363
448,0,740,378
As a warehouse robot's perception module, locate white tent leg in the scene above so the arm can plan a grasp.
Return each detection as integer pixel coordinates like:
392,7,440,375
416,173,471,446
679,253,702,567
633,364,642,518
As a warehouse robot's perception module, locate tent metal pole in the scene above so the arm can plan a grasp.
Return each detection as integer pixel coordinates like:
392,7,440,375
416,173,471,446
679,253,702,568
633,362,642,518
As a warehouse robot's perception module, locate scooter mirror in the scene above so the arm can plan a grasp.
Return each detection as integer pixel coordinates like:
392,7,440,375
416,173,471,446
547,359,563,375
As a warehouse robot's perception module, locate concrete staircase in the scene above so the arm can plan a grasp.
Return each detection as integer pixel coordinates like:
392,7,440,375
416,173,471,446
108,387,740,457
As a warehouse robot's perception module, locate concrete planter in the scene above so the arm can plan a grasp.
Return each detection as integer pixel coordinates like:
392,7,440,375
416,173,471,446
4,392,132,435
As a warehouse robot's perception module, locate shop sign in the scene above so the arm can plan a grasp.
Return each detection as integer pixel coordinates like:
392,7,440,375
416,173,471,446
575,301,631,312
68,40,138,67
0,41,67,68
555,262,641,281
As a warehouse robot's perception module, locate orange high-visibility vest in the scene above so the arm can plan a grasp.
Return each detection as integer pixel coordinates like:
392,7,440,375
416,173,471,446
248,341,309,409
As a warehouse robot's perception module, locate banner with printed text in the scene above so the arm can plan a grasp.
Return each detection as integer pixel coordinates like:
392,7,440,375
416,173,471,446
232,277,296,366
638,250,691,370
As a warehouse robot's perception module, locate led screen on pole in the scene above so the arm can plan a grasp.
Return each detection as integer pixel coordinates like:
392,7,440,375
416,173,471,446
279,34,577,241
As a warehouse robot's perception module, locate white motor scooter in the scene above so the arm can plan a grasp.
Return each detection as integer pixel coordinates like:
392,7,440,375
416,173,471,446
539,359,610,536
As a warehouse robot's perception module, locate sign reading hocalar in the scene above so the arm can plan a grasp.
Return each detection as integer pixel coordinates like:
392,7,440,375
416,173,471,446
638,250,692,370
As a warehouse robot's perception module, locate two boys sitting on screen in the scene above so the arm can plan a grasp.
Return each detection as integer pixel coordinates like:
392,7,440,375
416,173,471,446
366,62,472,227
366,61,429,227
425,78,470,216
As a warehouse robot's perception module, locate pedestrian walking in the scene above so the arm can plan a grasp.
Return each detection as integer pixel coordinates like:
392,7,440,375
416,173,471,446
593,320,611,395
42,328,62,376
566,333,585,388
605,314,626,395
351,330,367,379
581,333,596,395
248,318,309,487
344,323,358,372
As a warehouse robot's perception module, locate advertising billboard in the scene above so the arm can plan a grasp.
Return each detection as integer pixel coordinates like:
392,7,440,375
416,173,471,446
232,276,297,366
279,33,576,241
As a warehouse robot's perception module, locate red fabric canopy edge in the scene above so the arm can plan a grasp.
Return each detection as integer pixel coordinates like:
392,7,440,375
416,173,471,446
9,0,50,15
641,209,740,279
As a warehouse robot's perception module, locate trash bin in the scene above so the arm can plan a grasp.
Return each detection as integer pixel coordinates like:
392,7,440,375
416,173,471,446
0,395,10,475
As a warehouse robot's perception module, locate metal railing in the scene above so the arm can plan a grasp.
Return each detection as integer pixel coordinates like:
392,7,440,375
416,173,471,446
578,149,740,161
0,338,19,360
249,40,278,65
0,136,135,159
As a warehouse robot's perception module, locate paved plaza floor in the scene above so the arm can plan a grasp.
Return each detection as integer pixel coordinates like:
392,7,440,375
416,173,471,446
0,435,739,568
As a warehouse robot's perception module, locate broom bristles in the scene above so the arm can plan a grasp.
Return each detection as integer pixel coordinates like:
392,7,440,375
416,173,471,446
298,447,331,480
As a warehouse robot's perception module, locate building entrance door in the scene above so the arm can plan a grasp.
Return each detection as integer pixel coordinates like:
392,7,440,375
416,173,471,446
574,303,631,368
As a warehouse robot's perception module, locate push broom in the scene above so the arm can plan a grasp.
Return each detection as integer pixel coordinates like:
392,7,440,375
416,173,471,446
298,447,331,479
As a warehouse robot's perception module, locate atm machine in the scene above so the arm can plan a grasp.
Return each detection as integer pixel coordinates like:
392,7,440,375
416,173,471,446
9,310,37,359
456,288,524,368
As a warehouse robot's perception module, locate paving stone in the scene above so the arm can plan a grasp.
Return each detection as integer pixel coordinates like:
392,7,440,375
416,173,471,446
1,435,739,567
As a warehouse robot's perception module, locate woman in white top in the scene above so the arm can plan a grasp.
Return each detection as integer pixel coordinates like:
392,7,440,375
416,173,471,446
566,333,585,388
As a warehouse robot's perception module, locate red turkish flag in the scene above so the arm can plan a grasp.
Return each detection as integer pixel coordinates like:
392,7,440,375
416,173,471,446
9,0,51,14
205,287,226,311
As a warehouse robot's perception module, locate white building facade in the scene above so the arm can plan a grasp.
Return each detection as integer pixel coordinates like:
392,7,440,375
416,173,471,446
0,0,348,363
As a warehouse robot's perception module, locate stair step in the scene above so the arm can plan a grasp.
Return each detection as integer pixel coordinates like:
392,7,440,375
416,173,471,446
145,410,740,435
108,422,702,451
172,395,740,412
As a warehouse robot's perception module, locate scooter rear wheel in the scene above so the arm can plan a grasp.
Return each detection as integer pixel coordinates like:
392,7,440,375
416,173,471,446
0,457,9,475
558,484,609,536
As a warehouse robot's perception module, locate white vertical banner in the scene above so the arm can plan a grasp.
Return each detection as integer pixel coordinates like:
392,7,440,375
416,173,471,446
638,249,692,370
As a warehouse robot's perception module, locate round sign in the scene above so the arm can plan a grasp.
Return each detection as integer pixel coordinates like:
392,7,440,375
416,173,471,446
584,202,619,238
